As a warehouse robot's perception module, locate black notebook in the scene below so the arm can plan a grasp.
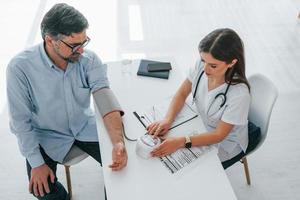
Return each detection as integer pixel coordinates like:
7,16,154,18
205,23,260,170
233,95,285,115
147,62,172,72
137,59,171,79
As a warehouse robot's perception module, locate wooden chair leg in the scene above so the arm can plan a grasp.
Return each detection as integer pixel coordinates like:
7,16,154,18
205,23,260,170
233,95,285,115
242,157,251,185
65,166,72,198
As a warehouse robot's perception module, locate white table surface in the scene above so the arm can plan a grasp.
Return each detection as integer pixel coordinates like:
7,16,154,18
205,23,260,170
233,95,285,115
95,60,237,200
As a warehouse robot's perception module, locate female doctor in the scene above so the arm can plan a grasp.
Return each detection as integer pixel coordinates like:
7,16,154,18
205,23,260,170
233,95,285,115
148,28,251,168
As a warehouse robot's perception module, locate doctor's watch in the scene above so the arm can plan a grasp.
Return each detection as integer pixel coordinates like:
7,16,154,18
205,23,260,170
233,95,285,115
185,136,192,148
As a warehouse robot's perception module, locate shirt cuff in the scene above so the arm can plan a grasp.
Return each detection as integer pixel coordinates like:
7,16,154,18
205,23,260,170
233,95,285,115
27,152,45,168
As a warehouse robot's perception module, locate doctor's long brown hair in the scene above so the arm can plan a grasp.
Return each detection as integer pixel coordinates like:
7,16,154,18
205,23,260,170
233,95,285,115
198,28,250,91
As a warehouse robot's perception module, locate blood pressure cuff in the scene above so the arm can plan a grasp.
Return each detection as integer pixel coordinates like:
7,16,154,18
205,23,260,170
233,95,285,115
93,88,124,117
246,121,261,154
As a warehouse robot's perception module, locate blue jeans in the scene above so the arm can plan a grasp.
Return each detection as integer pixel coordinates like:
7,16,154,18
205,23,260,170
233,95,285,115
26,140,102,200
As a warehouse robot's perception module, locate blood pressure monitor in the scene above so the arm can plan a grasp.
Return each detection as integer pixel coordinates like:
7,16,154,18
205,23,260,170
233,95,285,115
136,134,161,159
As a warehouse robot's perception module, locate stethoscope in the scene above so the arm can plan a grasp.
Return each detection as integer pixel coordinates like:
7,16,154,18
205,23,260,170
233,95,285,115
192,70,233,117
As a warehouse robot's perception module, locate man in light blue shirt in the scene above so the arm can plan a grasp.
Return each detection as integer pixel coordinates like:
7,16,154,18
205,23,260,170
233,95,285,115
6,3,127,200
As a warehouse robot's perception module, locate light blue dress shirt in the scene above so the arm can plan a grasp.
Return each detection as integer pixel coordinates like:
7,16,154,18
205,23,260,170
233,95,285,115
6,43,109,168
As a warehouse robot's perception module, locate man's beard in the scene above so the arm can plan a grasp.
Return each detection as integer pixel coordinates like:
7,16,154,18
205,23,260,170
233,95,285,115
54,47,82,63
65,52,81,63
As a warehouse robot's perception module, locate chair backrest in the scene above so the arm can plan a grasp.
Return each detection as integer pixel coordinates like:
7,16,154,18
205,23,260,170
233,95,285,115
248,74,278,153
63,145,89,166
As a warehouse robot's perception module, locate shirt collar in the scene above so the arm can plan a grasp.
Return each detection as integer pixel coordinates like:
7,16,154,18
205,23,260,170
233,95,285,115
39,42,56,69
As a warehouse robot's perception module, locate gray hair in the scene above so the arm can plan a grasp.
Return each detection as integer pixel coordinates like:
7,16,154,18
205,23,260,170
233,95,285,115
41,3,89,40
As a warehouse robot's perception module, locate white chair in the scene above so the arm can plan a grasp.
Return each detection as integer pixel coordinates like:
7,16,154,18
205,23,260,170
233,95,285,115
241,74,278,185
63,145,89,199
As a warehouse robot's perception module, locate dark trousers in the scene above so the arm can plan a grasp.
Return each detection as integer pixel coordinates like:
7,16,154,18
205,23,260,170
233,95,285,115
26,140,102,200
222,121,261,169
221,151,245,169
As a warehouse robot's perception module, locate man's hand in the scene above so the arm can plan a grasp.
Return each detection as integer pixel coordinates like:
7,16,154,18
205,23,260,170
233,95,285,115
29,164,55,197
109,142,128,171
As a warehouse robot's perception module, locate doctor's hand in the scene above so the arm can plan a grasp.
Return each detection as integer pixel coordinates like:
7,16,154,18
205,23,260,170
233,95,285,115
151,137,185,157
147,119,172,137
109,142,128,171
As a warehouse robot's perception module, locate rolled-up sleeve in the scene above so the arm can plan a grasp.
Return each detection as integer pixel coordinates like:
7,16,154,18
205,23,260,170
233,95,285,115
86,52,109,93
6,64,44,168
221,93,250,126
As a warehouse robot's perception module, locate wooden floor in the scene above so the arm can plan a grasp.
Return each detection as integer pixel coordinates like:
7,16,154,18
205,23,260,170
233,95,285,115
0,0,299,199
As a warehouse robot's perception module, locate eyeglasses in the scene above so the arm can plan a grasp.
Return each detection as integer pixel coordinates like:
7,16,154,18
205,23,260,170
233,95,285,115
60,36,90,53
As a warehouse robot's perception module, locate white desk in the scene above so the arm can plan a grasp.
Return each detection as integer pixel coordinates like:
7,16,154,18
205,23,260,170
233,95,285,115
95,60,237,200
